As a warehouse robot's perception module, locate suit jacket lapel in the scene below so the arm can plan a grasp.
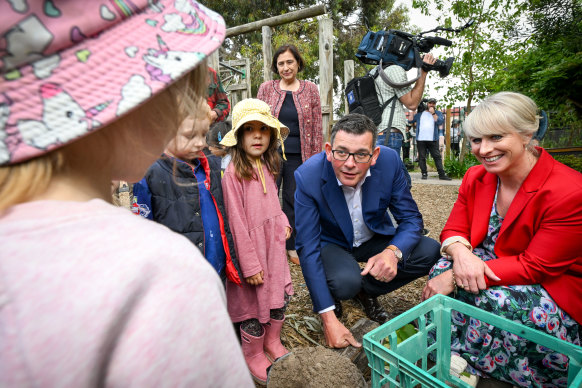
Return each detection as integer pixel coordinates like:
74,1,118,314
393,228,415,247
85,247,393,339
500,150,552,236
361,164,382,217
322,160,354,247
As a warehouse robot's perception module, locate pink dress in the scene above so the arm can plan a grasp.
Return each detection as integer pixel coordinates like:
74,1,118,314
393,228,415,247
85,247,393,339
222,162,294,323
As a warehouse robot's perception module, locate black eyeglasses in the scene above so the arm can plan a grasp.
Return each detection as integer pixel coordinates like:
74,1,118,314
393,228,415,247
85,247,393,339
331,149,373,163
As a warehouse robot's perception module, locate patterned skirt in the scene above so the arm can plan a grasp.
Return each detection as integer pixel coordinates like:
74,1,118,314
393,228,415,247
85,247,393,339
429,257,580,387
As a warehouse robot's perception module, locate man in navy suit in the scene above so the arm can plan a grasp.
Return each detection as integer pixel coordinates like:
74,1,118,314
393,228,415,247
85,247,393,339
294,113,440,348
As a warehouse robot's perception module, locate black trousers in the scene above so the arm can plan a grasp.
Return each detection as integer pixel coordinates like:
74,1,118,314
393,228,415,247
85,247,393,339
402,141,410,160
320,234,440,299
417,140,446,176
276,153,302,251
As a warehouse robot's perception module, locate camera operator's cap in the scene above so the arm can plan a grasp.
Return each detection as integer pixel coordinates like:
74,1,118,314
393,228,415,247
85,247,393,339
427,98,437,103
220,99,289,148
0,0,225,166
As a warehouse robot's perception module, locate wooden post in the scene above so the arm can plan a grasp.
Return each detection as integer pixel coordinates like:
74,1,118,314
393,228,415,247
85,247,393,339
344,60,354,115
208,51,219,73
244,58,251,98
319,17,333,144
226,4,326,37
223,59,250,106
262,26,273,83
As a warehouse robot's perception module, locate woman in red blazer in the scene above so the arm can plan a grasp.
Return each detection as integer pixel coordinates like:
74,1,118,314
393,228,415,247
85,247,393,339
422,92,581,386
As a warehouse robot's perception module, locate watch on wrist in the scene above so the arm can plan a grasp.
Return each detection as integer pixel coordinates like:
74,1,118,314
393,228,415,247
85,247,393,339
385,245,403,262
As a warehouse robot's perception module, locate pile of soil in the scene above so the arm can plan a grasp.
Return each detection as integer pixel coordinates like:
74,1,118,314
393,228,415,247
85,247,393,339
267,347,366,388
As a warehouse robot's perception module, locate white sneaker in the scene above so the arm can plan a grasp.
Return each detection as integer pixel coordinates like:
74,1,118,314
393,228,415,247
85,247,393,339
450,355,479,387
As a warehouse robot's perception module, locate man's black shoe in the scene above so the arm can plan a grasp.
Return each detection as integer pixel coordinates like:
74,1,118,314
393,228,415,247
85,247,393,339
334,298,343,319
422,228,430,237
439,174,452,181
354,291,389,324
421,173,428,180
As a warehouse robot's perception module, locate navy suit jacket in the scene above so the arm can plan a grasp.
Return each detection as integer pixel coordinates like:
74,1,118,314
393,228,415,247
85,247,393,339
294,146,423,312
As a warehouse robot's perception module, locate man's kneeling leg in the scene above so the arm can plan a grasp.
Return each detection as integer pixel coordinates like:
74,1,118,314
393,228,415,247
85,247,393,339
321,243,363,301
361,235,440,297
321,242,390,323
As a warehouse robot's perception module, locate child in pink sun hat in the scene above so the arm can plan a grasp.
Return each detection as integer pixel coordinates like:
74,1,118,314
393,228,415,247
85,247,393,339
0,1,252,386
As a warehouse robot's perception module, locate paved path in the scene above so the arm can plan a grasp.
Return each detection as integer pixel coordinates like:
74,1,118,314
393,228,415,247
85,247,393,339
409,171,462,186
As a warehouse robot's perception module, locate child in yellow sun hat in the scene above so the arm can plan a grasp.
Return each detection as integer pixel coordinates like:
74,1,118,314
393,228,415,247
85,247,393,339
220,98,293,384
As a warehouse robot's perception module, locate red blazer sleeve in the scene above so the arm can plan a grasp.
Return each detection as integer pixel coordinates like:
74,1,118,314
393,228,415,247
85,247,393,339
440,167,477,243
485,187,582,285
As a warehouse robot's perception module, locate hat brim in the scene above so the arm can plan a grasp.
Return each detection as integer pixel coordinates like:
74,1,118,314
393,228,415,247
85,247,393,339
0,1,225,165
220,113,289,148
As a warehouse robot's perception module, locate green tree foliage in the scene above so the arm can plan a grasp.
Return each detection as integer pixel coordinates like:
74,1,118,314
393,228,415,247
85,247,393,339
199,0,409,113
412,0,530,111
413,0,581,143
488,0,581,132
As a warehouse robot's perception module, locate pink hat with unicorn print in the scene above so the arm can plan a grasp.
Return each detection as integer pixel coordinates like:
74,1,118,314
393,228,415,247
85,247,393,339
0,0,226,165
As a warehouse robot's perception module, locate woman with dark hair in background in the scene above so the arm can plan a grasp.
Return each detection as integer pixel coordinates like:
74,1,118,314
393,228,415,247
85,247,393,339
257,44,323,264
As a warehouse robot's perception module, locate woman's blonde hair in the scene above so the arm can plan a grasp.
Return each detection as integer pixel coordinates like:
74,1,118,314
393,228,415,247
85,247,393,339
0,61,208,211
464,92,540,153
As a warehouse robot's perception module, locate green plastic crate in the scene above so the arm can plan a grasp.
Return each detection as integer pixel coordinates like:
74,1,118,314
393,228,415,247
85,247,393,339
363,294,582,388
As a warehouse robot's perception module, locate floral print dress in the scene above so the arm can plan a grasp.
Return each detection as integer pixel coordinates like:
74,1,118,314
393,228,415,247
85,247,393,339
429,188,581,387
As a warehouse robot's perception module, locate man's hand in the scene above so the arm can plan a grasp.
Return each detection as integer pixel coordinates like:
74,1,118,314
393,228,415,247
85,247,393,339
421,53,436,67
448,243,500,293
360,249,398,282
209,110,219,123
401,51,436,109
245,270,264,286
320,311,361,348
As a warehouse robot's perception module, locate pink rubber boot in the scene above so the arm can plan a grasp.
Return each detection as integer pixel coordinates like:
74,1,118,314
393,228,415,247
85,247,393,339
263,317,289,361
240,328,272,385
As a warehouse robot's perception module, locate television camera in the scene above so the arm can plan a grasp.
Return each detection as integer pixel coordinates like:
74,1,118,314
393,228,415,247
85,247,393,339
355,20,475,88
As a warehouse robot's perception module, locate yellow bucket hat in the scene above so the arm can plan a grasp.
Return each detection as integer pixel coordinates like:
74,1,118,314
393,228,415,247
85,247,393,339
220,99,289,149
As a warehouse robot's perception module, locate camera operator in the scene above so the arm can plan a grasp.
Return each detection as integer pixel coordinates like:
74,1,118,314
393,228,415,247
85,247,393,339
413,97,452,180
369,53,437,161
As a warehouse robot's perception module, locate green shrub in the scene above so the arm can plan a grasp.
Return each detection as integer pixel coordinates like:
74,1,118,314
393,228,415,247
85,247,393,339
553,154,582,172
444,153,480,179
426,158,436,171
